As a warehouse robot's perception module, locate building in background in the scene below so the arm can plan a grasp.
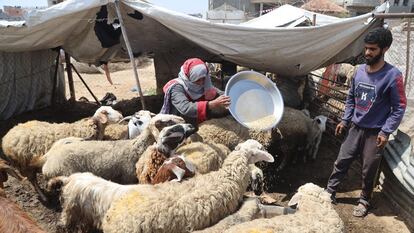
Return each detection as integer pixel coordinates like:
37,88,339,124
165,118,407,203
388,0,414,12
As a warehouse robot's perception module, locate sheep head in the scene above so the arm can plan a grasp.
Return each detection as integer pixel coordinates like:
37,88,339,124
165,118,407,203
93,106,124,125
249,164,264,196
148,114,185,140
121,110,154,139
235,140,274,164
156,123,197,156
287,183,331,209
151,155,196,184
313,115,328,132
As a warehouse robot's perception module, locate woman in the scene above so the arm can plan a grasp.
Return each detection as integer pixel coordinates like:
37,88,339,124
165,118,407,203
160,58,231,125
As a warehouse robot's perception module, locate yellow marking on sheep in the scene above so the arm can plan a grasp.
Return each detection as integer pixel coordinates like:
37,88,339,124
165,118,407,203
246,229,273,233
122,191,146,205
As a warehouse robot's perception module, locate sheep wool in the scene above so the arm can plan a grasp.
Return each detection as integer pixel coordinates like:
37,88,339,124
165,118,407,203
223,183,344,233
192,116,273,150
176,141,230,174
42,114,185,184
102,140,272,233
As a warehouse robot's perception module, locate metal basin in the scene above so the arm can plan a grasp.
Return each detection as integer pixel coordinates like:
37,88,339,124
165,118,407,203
224,71,284,131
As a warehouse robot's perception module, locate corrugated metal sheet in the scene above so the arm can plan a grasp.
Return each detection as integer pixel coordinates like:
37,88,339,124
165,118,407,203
379,129,414,231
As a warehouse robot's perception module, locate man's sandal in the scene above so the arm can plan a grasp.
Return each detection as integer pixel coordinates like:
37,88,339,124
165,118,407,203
353,202,369,217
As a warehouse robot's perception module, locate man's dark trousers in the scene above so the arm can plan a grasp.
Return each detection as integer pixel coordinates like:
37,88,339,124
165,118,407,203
326,124,383,206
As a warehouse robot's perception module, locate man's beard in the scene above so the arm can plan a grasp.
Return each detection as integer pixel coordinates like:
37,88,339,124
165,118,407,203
365,51,383,65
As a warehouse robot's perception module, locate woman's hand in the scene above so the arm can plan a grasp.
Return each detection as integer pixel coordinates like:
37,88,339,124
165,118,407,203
208,95,231,111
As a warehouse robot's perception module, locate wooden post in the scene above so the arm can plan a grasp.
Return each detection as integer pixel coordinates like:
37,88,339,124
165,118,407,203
259,3,263,17
313,14,316,26
65,52,76,101
51,51,60,106
114,0,146,110
405,18,411,89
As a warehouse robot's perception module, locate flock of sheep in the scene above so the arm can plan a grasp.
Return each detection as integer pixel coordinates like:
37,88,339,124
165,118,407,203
0,104,344,233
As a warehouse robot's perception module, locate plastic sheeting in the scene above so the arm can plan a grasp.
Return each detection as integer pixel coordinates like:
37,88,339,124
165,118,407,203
0,0,384,76
0,50,65,120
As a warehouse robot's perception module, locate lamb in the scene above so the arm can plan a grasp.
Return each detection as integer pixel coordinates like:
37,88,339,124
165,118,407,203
151,155,196,184
103,110,154,140
0,160,46,233
1,106,123,201
222,183,344,233
135,123,197,184
42,114,185,184
102,140,275,233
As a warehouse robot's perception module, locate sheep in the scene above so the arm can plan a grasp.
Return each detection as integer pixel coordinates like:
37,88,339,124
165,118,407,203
135,123,197,184
222,183,344,233
193,196,296,233
42,114,185,185
103,110,154,140
102,140,275,233
151,155,196,184
189,116,275,150
191,107,327,172
1,106,123,201
176,141,230,174
175,142,265,195
0,160,46,233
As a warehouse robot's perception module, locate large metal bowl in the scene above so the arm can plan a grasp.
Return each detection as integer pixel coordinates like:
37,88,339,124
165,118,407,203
224,71,284,131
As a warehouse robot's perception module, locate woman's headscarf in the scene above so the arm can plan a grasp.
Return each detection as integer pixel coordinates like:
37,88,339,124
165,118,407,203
160,58,217,114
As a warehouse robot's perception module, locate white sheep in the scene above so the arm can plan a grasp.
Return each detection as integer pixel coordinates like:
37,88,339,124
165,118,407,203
176,141,230,174
41,114,185,184
193,196,296,233
103,110,154,140
135,123,197,184
192,107,327,172
102,140,275,233
1,106,123,201
222,183,344,233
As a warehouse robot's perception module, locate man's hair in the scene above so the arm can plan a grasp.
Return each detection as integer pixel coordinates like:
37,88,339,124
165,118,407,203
364,27,393,49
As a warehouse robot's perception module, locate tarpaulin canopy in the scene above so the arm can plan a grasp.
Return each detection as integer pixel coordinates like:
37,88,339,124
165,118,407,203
0,0,385,76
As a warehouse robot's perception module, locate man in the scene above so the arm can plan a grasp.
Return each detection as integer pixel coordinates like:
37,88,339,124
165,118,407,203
325,27,407,217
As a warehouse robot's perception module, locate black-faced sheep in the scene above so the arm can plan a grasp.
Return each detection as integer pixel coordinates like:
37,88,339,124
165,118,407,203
41,114,185,184
1,106,123,201
102,140,275,233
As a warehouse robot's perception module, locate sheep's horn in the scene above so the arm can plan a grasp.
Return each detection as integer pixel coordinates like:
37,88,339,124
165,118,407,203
118,116,133,123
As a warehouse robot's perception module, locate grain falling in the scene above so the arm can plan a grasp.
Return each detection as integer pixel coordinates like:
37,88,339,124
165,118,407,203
245,115,276,130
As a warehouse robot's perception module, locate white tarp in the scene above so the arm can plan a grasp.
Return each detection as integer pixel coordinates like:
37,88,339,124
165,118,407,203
0,0,384,76
240,4,342,28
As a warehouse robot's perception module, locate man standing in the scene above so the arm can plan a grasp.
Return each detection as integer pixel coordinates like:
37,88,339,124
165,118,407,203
325,27,407,217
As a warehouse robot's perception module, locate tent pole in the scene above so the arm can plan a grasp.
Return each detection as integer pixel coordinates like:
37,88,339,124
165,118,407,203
65,52,76,101
405,18,411,90
71,64,101,105
51,51,60,106
114,0,147,110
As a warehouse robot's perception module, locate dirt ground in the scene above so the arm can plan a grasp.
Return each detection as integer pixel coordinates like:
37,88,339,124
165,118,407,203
0,62,411,232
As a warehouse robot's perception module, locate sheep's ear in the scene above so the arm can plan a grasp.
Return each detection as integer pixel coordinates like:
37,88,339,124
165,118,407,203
150,112,156,117
249,149,274,164
97,112,108,124
170,165,185,182
288,193,301,207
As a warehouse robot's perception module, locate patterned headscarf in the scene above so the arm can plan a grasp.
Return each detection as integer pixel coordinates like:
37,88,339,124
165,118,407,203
160,58,217,114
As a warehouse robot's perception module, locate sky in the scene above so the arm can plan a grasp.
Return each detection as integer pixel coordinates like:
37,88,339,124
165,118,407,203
0,0,208,14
